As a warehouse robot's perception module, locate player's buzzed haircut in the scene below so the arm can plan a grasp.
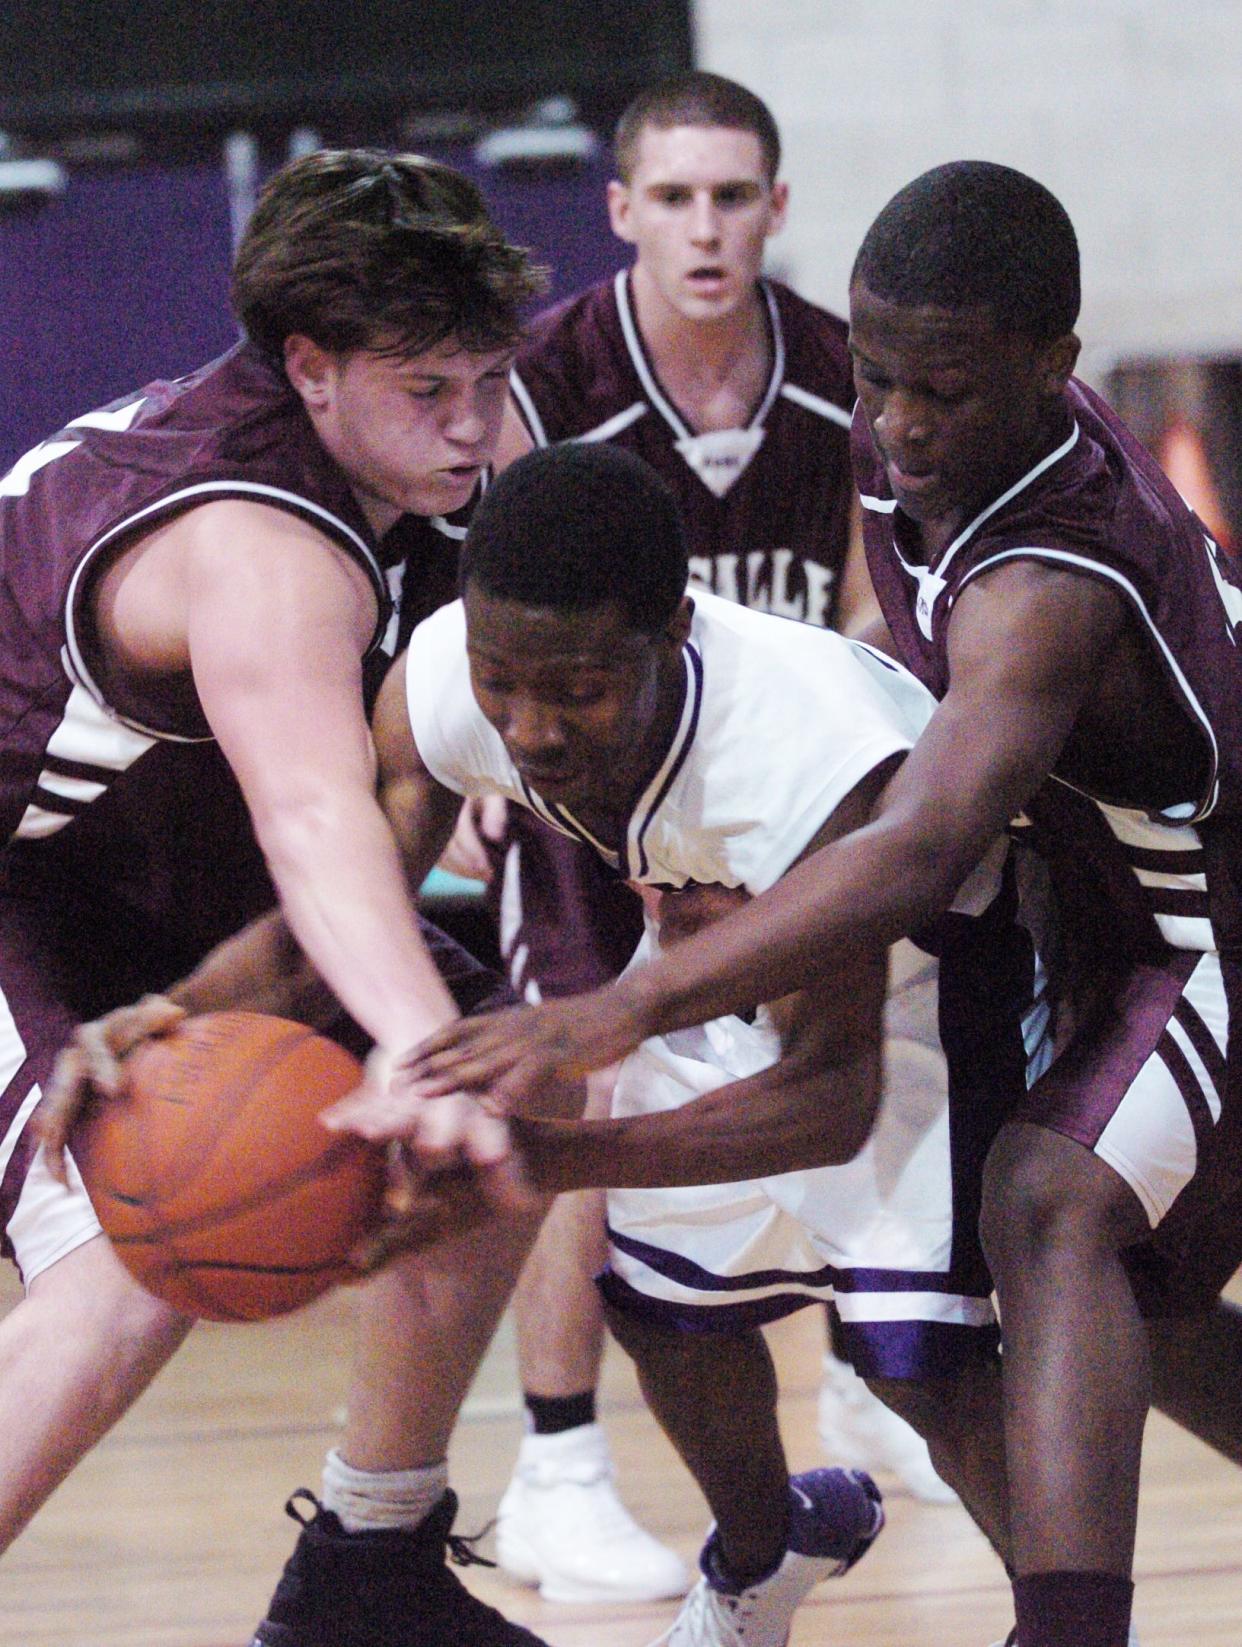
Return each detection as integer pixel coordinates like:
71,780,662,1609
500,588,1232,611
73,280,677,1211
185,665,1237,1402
852,160,1080,342
461,444,689,635
614,71,781,184
232,147,545,360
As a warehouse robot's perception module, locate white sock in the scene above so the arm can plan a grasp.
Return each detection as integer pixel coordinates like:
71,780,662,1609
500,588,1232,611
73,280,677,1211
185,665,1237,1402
321,1448,449,1534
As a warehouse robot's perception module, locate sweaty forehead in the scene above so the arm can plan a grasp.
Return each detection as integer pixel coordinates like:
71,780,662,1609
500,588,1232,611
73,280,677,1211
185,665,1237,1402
848,282,1004,357
464,589,645,668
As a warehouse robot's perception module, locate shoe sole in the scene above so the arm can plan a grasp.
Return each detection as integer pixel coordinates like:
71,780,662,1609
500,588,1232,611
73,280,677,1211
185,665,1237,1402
497,1525,688,1605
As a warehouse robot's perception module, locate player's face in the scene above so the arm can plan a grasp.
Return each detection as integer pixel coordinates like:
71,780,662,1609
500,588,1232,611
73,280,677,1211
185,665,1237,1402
285,336,515,533
849,279,1078,548
608,125,787,326
464,588,688,818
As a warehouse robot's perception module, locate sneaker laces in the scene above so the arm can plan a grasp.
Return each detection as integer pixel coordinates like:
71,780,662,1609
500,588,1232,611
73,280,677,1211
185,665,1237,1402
446,1518,498,1571
647,1577,757,1647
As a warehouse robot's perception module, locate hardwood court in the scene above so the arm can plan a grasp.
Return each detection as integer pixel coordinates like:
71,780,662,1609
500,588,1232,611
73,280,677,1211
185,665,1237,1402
3,949,1240,1645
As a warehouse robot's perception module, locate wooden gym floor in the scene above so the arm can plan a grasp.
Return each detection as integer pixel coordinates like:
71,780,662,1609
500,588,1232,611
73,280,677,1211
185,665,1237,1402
2,947,1240,1645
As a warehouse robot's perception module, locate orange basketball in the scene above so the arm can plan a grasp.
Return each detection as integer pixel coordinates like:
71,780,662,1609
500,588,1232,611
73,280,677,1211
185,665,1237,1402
71,1011,386,1322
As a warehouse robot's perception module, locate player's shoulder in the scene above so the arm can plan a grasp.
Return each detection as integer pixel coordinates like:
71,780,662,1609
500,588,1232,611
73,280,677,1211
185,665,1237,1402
520,277,623,367
767,280,853,415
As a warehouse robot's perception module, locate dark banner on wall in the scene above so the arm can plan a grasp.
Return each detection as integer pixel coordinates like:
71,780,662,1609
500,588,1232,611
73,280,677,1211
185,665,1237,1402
0,0,692,142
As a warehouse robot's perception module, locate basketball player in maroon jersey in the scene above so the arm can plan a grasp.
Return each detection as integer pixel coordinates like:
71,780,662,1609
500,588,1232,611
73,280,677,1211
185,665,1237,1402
449,73,943,1602
406,163,1242,1647
0,149,555,1646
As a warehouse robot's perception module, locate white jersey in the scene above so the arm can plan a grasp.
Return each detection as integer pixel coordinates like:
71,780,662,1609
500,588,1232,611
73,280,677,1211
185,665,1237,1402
405,591,1006,1367
405,589,933,894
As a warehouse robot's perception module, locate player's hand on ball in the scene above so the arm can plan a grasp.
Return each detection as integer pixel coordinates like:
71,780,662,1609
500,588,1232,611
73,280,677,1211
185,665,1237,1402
322,1063,539,1229
405,986,650,1108
36,994,187,1182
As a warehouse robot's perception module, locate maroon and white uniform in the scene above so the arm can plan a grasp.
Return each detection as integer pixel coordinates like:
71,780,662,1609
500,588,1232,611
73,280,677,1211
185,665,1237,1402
498,272,856,999
0,342,487,1282
858,378,1242,1306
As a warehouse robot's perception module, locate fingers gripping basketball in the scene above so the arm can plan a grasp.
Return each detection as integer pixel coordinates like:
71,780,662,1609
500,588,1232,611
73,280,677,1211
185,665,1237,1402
70,1012,385,1322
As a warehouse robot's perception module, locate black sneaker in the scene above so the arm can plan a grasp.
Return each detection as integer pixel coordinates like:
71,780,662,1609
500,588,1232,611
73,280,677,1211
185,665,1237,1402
249,1488,553,1647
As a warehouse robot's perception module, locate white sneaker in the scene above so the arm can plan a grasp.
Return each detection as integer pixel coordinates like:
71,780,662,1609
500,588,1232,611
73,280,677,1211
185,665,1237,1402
649,1469,883,1646
496,1422,690,1604
817,1351,959,1504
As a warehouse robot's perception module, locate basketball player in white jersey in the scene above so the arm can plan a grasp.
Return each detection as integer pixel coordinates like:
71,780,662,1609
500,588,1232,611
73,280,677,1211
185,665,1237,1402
445,74,944,1601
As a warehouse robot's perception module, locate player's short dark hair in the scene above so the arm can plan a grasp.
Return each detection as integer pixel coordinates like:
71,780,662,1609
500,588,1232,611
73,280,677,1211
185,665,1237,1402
232,148,545,359
851,160,1080,341
461,444,689,634
614,71,781,184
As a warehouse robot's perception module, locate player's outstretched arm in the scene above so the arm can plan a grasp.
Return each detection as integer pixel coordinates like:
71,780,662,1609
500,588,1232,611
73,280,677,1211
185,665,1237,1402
507,947,887,1194
405,561,1127,1093
158,500,464,1060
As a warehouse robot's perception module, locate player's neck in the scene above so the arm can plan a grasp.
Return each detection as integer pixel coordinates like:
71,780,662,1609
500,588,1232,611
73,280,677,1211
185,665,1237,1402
629,266,772,433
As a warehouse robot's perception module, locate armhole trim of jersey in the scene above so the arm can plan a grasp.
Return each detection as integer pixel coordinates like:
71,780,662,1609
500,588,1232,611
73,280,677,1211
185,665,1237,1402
959,545,1221,824
63,479,388,742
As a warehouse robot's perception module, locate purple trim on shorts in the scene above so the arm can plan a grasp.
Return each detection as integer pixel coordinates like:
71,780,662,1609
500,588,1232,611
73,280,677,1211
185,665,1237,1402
606,1222,836,1292
598,1269,999,1378
1155,1028,1216,1155
606,1226,987,1298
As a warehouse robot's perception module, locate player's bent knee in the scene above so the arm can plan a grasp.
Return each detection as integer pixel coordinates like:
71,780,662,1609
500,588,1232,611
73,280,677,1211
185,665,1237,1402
863,1373,950,1438
980,1125,1147,1275
602,1297,681,1364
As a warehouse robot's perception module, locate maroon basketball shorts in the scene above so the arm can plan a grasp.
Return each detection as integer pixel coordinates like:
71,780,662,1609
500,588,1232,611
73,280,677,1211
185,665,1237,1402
1013,946,1242,1311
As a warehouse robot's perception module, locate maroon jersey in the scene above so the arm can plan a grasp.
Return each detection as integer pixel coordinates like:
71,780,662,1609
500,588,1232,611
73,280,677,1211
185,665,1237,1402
511,271,854,628
0,342,467,911
0,343,477,1255
857,377,1242,953
858,379,1242,1302
500,272,856,1000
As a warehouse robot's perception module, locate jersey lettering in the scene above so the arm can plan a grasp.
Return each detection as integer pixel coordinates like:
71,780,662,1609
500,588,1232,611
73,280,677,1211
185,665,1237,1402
687,550,835,628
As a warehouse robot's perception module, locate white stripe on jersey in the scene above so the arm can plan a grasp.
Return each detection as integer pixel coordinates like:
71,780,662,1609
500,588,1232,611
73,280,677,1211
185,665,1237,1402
575,403,649,444
507,368,549,447
779,381,853,429
1096,803,1212,948
615,271,787,442
61,479,388,741
15,682,157,839
966,550,1221,828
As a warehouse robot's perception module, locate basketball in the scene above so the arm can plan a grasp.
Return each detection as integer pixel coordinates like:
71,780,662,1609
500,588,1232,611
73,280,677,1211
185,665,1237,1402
71,1011,386,1323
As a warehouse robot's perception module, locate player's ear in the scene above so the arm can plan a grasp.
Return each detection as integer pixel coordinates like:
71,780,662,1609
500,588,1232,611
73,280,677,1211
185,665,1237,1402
1040,331,1080,395
607,179,635,243
284,334,339,411
667,594,694,648
766,179,789,237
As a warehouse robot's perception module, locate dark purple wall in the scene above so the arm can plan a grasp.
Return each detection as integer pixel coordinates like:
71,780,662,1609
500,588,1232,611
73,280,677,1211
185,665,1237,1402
0,141,624,470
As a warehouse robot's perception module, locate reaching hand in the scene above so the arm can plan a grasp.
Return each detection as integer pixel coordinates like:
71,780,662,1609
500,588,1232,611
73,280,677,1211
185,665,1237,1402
321,1064,541,1276
35,994,187,1182
401,985,651,1109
